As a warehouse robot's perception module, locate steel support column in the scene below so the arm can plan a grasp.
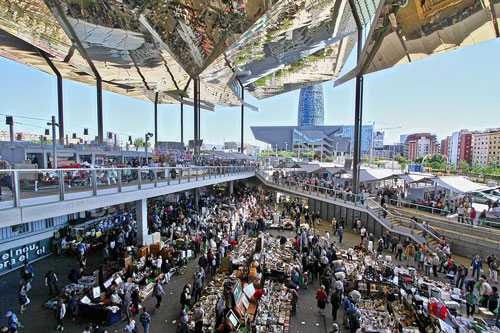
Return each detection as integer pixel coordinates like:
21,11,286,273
349,0,364,194
97,78,104,144
193,77,200,157
154,92,159,149
180,101,184,144
240,84,244,153
38,50,65,144
57,74,64,144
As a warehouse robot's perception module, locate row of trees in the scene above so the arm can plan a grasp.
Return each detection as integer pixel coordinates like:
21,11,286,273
395,153,500,175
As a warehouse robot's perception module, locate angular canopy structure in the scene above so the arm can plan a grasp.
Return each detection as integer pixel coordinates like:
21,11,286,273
0,0,363,107
336,0,500,85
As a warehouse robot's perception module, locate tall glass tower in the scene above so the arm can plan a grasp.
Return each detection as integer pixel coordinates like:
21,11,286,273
297,84,324,126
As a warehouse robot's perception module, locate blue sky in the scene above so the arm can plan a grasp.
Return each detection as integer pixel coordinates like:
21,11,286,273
1,37,499,147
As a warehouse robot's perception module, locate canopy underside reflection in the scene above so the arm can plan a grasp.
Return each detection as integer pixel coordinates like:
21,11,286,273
0,0,498,106
336,0,500,85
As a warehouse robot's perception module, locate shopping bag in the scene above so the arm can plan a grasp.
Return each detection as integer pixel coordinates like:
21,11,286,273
403,255,408,261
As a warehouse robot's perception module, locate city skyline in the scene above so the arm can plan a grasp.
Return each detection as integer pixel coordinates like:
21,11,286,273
0,38,499,147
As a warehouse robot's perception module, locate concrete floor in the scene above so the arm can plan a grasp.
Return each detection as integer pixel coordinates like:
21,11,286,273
0,220,479,333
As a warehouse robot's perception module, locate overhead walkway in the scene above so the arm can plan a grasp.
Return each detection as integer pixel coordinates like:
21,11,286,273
0,166,255,226
255,170,441,254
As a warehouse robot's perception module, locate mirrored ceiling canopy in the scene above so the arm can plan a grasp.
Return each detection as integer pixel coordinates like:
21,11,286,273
336,0,500,85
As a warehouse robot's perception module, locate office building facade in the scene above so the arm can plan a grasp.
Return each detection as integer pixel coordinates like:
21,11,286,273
297,84,324,126
341,125,374,155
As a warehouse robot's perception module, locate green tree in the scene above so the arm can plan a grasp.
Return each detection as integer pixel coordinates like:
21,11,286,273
429,161,442,170
133,137,151,148
429,154,444,164
459,160,471,173
472,160,482,174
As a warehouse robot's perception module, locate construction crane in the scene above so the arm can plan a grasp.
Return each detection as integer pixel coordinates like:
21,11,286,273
367,122,402,166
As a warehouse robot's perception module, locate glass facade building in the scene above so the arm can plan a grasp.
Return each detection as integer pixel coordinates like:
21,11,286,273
297,84,324,126
341,125,374,155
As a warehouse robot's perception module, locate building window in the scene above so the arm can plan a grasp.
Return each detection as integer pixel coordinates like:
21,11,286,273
45,218,54,229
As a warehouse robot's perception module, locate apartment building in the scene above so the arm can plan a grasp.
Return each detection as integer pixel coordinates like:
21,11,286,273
488,130,500,164
472,132,489,166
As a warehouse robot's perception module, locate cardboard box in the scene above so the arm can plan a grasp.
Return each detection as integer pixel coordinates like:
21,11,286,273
122,256,132,269
149,243,163,255
138,246,149,258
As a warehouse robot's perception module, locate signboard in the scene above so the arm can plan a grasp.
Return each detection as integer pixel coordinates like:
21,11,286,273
0,238,52,274
344,159,352,170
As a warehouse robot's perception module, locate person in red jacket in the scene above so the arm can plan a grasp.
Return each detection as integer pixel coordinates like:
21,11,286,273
316,285,327,315
253,288,267,303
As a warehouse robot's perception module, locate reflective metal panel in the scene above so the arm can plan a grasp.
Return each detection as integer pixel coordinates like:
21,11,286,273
140,0,276,76
0,28,151,102
350,0,500,77
0,0,91,74
203,0,358,100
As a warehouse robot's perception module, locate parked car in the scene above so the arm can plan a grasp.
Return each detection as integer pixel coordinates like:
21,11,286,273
472,191,499,204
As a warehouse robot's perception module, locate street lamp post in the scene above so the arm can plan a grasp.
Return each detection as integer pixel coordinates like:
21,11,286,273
335,142,339,163
320,141,323,162
284,141,288,152
47,116,60,168
144,132,153,166
392,143,396,171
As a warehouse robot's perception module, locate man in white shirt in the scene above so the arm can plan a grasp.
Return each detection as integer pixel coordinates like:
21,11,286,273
155,255,163,276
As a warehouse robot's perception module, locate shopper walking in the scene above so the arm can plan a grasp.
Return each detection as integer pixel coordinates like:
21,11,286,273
45,270,59,298
192,307,205,333
424,254,432,276
489,258,498,283
179,305,189,333
338,227,343,244
19,262,34,292
395,242,403,261
18,285,29,314
54,299,66,331
465,289,478,317
5,311,19,332
123,290,132,320
471,255,483,280
139,308,151,333
289,287,299,314
456,264,468,289
330,289,341,321
316,285,327,315
431,253,440,277
154,281,165,309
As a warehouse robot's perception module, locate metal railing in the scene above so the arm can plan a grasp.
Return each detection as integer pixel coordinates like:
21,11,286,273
386,198,500,228
256,170,438,250
367,198,441,244
0,166,255,209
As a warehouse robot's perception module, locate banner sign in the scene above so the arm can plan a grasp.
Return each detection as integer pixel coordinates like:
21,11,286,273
0,238,52,274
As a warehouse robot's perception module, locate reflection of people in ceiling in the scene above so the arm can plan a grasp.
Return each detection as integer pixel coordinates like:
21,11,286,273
396,0,482,38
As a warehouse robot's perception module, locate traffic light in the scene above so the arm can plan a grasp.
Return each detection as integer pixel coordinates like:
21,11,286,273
5,116,13,125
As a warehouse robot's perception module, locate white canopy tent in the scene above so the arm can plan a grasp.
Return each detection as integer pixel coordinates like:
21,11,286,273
426,176,489,195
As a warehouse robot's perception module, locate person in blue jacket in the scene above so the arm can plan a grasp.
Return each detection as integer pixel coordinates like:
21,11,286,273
471,254,483,280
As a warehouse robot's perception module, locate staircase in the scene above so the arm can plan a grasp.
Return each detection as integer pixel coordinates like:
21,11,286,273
366,199,441,249
255,170,440,253
387,205,500,250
